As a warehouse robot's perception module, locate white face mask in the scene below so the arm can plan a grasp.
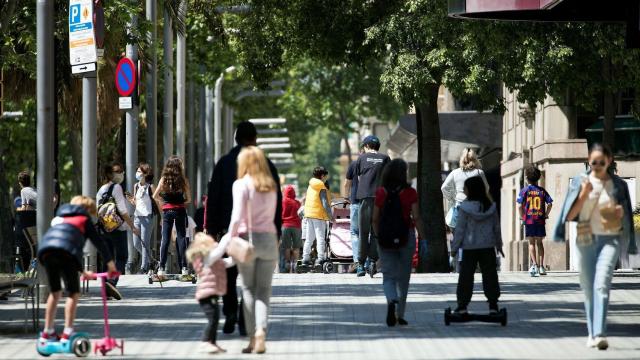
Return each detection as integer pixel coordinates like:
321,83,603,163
135,171,143,181
113,173,124,184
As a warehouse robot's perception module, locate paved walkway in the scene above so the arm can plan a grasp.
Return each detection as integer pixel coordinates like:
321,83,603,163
1,271,639,359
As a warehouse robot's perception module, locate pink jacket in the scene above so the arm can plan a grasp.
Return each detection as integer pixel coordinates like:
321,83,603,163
193,256,227,300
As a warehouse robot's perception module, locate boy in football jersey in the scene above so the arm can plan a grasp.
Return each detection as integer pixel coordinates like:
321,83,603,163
517,166,553,277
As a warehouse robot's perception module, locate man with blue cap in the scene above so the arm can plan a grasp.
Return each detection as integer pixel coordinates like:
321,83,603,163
352,135,389,277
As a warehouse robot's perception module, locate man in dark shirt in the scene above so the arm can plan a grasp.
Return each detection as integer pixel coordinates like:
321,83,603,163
353,135,389,277
206,121,283,335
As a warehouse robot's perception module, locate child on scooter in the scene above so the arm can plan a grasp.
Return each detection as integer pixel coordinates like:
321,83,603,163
37,196,117,342
450,176,504,315
186,232,233,354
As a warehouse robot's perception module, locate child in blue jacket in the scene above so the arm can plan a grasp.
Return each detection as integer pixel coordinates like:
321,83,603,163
37,196,116,343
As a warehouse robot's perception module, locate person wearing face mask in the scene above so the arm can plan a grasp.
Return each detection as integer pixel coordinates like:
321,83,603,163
554,143,637,350
127,163,158,274
97,162,140,299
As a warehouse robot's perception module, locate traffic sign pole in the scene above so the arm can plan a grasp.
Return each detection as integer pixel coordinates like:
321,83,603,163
125,13,139,274
81,73,98,273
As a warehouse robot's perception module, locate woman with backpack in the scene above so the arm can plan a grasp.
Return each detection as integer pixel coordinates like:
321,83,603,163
450,176,503,316
97,163,140,296
126,162,158,274
153,156,192,277
372,159,424,327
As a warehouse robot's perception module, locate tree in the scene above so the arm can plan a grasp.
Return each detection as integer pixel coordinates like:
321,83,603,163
279,58,404,163
230,0,508,272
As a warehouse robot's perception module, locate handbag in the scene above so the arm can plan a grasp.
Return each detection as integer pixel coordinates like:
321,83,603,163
599,202,622,232
226,187,256,263
576,180,607,247
445,205,459,228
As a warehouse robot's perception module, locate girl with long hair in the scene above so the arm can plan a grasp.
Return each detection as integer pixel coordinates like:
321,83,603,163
450,176,503,316
153,156,192,276
208,146,278,354
554,143,637,350
372,159,424,327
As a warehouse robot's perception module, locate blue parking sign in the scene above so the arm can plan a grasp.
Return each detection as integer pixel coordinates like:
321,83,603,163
69,4,80,24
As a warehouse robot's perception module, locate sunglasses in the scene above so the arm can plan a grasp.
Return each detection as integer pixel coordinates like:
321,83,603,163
590,160,606,167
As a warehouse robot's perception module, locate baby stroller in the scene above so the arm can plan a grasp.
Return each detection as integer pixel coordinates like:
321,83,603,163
320,199,354,274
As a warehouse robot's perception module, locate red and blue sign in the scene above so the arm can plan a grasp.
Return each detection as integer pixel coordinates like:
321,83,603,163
115,58,136,97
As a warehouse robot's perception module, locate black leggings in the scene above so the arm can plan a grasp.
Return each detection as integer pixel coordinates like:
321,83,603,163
160,208,187,270
199,296,220,344
456,248,500,308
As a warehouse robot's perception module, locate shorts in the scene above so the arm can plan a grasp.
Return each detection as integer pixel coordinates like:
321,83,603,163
281,227,303,249
525,224,546,238
41,250,80,294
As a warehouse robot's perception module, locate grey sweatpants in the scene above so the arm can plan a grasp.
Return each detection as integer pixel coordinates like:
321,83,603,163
237,232,278,336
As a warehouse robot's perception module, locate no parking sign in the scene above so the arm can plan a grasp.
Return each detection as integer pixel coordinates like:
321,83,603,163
115,58,136,109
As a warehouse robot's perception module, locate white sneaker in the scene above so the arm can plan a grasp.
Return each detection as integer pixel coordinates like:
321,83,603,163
586,337,596,348
594,337,609,350
181,267,189,276
539,265,547,275
157,268,166,276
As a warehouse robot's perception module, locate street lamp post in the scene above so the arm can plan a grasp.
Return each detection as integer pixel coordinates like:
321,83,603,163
214,66,236,163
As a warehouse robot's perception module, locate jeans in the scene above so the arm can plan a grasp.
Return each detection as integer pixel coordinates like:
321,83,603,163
160,208,187,270
456,248,500,308
237,232,278,336
350,202,361,263
199,296,220,344
133,215,154,271
577,234,620,337
302,218,328,263
379,230,416,318
358,198,378,264
102,230,128,286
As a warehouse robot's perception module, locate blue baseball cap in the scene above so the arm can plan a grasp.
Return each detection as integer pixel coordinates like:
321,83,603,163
361,135,380,147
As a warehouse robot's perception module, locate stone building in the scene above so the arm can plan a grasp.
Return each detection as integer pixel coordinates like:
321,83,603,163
500,88,640,271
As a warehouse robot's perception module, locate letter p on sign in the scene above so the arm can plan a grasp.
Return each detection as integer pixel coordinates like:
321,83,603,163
70,4,80,24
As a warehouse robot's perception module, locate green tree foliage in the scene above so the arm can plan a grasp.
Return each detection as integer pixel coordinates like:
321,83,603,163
279,58,404,164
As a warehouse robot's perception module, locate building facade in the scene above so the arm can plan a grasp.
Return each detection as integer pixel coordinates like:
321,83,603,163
500,87,640,271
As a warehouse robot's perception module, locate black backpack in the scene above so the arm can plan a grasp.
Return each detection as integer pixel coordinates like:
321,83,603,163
377,186,409,250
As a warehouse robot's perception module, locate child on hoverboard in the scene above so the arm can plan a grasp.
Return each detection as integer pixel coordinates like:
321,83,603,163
450,177,504,316
37,196,118,344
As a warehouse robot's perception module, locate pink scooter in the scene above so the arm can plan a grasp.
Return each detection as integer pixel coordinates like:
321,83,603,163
82,272,124,356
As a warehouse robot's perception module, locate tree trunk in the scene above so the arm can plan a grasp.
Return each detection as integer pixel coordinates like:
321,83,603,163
68,126,83,195
416,84,448,273
343,134,353,163
0,145,15,272
602,58,616,151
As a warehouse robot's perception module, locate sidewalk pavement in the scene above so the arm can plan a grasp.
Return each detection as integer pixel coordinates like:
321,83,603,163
1,271,639,359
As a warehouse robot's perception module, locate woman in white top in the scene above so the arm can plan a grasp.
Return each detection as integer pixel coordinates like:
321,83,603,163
441,148,490,229
96,163,140,292
127,163,157,274
557,143,636,350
